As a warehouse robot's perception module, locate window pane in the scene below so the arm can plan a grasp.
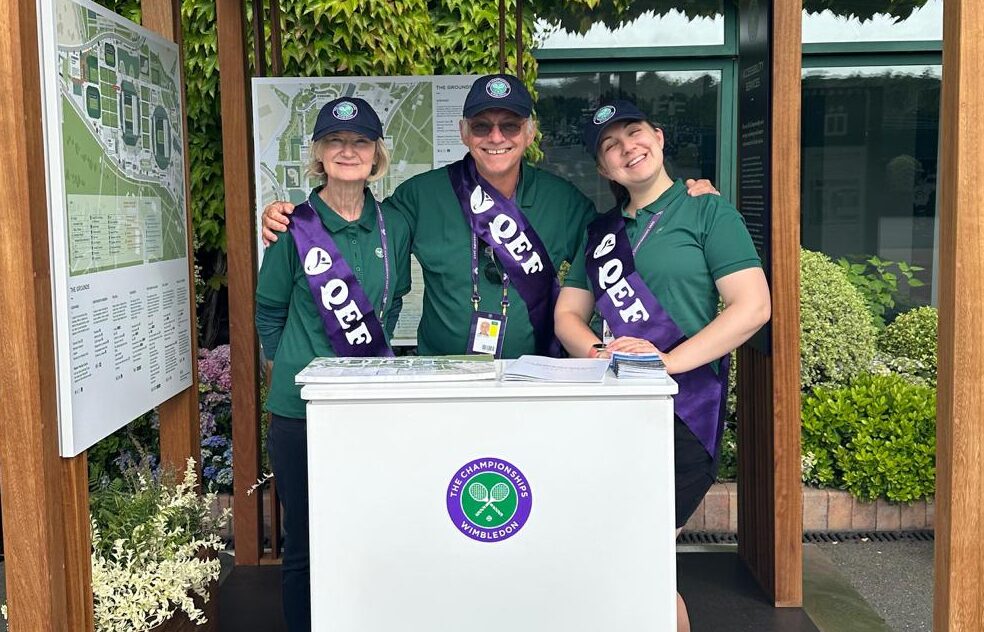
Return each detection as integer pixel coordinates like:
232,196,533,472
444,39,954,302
801,65,941,310
535,5,725,50
803,0,942,43
536,71,721,212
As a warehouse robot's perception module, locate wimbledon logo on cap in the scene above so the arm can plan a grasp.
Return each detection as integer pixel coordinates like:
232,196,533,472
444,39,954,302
486,78,512,99
447,457,532,543
593,105,616,125
333,101,358,120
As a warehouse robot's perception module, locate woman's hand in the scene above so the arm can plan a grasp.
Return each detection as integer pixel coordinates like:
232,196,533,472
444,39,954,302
606,336,659,355
262,201,296,245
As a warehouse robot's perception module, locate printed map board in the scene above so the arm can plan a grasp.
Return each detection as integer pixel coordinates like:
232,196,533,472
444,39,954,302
39,0,193,456
252,76,476,345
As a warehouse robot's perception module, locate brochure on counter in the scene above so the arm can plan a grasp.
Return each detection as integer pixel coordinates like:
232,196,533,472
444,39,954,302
502,356,611,383
296,355,497,384
610,352,668,379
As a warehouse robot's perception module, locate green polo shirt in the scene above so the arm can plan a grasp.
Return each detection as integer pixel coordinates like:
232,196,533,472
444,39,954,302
256,188,411,418
565,179,761,340
386,160,597,358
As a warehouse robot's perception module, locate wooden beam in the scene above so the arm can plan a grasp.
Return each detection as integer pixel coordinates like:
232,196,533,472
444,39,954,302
217,0,264,565
141,0,202,479
270,1,283,76
736,0,803,607
934,2,984,629
0,1,91,629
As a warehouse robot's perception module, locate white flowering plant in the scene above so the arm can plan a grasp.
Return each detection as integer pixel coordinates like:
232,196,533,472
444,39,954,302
91,458,228,631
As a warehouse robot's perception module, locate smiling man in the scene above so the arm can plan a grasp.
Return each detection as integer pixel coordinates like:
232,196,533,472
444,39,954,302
385,73,595,358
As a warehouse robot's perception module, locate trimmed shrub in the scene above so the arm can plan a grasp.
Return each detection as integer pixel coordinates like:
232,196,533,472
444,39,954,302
801,373,936,503
879,306,938,384
800,249,878,389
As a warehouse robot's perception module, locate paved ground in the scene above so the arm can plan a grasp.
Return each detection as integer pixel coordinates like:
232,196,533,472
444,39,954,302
814,540,934,632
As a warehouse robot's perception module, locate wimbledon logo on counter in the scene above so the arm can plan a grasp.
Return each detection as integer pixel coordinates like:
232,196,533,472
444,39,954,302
446,457,532,542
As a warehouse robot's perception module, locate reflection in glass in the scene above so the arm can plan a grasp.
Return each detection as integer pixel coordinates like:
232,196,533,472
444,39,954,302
536,71,721,212
535,4,725,50
803,0,942,43
801,65,940,310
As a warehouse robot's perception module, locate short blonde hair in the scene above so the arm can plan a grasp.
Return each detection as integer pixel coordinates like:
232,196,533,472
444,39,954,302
306,137,391,183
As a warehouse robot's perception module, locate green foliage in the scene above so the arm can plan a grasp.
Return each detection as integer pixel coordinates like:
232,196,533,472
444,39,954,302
716,420,737,482
879,305,938,383
801,373,936,503
800,249,878,389
837,255,925,328
89,461,220,558
802,0,931,22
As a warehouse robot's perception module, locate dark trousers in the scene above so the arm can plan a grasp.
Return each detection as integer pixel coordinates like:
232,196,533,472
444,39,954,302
268,414,311,632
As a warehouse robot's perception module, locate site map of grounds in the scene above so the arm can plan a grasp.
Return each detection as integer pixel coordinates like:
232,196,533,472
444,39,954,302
57,0,187,274
45,0,193,456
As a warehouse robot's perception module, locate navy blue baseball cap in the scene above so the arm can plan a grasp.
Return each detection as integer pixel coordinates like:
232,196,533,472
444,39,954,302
462,74,534,119
311,97,383,142
581,100,651,157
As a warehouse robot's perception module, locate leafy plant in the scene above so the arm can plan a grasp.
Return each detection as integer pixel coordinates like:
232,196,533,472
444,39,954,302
879,306,938,383
801,373,936,503
88,459,228,631
800,249,878,389
837,255,925,328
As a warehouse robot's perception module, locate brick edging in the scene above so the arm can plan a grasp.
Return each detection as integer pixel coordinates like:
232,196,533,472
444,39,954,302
681,483,935,533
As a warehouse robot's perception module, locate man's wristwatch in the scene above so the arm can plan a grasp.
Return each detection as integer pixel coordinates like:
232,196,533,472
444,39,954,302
589,343,607,359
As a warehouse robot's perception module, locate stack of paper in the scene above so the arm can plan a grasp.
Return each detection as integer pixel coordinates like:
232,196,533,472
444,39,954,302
502,356,611,383
610,352,668,379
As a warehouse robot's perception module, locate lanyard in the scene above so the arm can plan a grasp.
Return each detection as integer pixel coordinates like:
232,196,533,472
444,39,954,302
374,199,391,320
630,209,666,257
470,232,510,316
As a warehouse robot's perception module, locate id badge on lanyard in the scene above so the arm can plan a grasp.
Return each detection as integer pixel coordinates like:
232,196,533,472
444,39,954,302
468,235,508,358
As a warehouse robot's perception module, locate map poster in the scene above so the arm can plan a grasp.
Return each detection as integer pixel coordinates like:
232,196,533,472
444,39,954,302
252,75,476,345
38,0,194,456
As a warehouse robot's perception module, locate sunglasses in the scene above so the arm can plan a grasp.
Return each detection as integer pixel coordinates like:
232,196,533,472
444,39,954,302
468,120,525,138
483,247,503,284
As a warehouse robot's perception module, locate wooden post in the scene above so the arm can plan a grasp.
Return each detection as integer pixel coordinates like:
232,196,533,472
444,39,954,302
141,0,202,480
0,1,93,630
217,0,264,565
736,0,803,606
934,2,984,629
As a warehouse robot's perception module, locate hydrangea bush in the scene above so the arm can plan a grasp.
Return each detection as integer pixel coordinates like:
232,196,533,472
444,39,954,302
88,345,235,492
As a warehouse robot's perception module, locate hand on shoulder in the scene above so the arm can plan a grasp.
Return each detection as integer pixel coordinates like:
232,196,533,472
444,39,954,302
262,201,295,246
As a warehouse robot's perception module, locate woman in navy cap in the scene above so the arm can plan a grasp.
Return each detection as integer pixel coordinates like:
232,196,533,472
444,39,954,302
255,97,411,632
555,100,771,632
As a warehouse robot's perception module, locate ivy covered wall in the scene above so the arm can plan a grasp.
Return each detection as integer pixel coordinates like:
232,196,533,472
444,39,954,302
94,0,931,345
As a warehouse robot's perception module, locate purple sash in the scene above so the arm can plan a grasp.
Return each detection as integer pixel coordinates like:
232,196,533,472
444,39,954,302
584,209,729,458
288,197,394,358
448,155,561,356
